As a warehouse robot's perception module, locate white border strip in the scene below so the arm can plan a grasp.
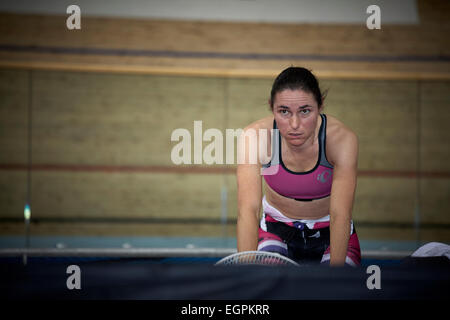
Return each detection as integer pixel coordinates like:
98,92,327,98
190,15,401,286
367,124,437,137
0,248,412,259
0,0,419,24
0,248,237,258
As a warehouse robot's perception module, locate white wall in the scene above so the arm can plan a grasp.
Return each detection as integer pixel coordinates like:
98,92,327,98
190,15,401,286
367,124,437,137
0,0,419,24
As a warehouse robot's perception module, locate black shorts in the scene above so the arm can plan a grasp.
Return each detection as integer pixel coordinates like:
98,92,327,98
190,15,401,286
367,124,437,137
258,212,361,266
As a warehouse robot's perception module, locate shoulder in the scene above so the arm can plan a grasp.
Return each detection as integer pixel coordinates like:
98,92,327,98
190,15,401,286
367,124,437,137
325,114,358,166
239,116,274,165
326,114,358,147
243,115,274,132
240,115,274,140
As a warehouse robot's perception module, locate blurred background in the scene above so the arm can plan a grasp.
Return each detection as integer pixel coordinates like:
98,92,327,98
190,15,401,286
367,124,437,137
0,0,448,254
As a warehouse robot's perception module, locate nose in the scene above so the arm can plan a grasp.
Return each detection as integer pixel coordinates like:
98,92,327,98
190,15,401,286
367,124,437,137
289,115,300,130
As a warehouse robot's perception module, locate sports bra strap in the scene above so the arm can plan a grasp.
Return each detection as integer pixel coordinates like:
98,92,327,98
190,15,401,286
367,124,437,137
319,114,333,169
269,120,280,166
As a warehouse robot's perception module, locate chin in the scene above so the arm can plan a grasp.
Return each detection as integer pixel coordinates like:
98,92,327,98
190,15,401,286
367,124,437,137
286,138,305,147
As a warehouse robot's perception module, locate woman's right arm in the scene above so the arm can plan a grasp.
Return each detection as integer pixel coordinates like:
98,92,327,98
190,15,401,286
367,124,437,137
236,127,263,252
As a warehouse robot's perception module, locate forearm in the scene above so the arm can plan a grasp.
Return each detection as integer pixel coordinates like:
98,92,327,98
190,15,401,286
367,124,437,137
329,215,351,266
237,211,260,252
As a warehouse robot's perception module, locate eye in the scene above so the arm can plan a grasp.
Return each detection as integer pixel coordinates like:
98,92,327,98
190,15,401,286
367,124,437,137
301,109,311,115
279,109,289,115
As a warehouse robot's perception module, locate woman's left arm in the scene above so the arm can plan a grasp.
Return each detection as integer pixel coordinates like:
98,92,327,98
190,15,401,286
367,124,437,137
328,129,359,266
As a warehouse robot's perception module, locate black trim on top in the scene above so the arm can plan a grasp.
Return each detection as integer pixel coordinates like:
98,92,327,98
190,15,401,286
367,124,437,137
294,193,331,202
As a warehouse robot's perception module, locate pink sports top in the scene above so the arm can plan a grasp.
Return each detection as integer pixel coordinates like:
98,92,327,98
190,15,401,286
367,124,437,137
262,114,333,201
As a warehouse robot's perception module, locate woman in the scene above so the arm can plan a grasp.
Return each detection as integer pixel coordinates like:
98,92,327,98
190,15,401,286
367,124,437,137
236,67,361,267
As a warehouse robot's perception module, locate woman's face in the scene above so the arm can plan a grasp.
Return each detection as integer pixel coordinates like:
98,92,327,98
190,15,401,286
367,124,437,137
272,89,322,147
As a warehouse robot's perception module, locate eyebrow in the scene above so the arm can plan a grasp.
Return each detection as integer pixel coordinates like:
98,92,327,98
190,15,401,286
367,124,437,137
277,105,312,109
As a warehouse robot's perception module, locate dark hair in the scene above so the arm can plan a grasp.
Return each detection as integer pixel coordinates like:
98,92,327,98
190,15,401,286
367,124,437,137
270,67,326,109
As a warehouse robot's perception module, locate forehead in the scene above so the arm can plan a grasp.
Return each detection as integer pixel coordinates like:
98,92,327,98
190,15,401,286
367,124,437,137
273,89,316,107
